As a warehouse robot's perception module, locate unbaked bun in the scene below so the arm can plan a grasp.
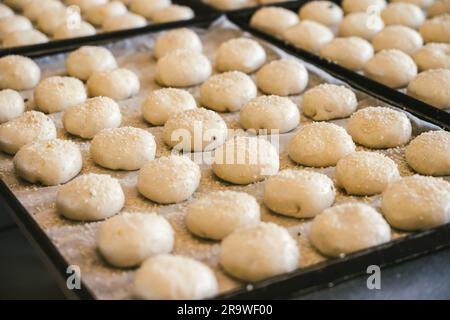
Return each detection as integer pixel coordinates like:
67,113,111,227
129,0,170,19
0,55,40,91
37,7,71,35
23,0,64,22
342,0,387,13
391,0,432,9
299,1,343,28
250,6,299,37
0,89,25,124
85,1,128,26
428,0,450,17
381,3,425,29
420,14,450,43
4,0,31,11
153,28,202,60
0,3,14,19
407,69,450,109
339,12,384,41
2,29,48,48
87,68,140,100
412,43,450,71
150,5,194,23
67,0,108,12
283,20,334,54
66,46,118,81
320,37,374,71
102,12,147,32
54,21,96,40
215,38,266,73
0,16,32,39
372,25,423,54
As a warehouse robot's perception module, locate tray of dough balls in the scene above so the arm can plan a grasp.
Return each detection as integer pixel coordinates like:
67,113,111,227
0,16,449,300
241,0,450,111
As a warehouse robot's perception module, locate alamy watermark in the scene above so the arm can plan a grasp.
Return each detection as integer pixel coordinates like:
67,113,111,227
366,265,381,290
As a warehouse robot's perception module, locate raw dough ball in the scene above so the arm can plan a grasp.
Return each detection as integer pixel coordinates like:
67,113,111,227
142,88,196,126
66,46,118,81
0,111,56,154
347,106,412,148
186,191,260,240
250,6,299,37
34,76,87,114
405,130,450,176
0,55,40,90
342,0,386,13
283,20,334,54
219,222,299,282
4,0,31,11
0,89,25,124
153,28,202,60
0,3,14,19
302,84,357,121
151,5,194,23
37,7,72,35
0,16,32,39
57,173,125,221
339,12,384,41
412,43,450,71
212,136,279,185
102,12,147,32
54,21,96,39
381,3,425,29
215,38,266,73
208,0,253,10
420,14,450,43
320,37,374,71
138,155,201,204
133,254,218,300
289,122,355,167
67,0,108,12
23,0,64,22
240,95,300,134
299,1,343,28
264,169,335,218
3,29,48,48
336,151,400,195
87,68,140,100
13,139,82,185
428,0,450,17
407,69,450,109
391,0,433,9
85,1,128,26
155,50,211,87
62,97,122,139
97,213,174,268
163,108,227,152
382,175,450,230
130,0,170,19
200,71,257,112
310,203,391,257
256,59,308,96
372,25,423,54
363,49,418,88
90,127,156,170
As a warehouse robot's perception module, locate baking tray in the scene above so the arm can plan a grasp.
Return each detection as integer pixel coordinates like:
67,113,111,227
1,16,450,300
227,0,450,128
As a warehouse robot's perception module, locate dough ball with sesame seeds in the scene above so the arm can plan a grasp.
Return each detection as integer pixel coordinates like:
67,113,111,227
299,1,343,28
13,139,82,185
264,169,335,218
336,151,400,196
382,175,450,230
150,5,194,24
90,127,156,170
289,122,355,167
200,71,257,113
342,0,386,13
310,203,391,257
97,212,174,268
129,0,170,19
87,68,140,100
0,111,56,154
407,69,450,109
320,37,374,71
339,12,384,41
138,155,201,204
283,20,334,54
250,6,299,37
215,38,266,74
85,1,128,26
372,25,423,55
0,55,40,91
405,130,450,176
0,89,25,124
153,28,202,60
66,46,118,81
256,59,308,96
347,107,412,148
57,173,125,221
381,3,425,29
302,84,357,121
102,12,147,32
412,43,450,71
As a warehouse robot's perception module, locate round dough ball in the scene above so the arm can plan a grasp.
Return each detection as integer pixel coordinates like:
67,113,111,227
219,222,299,282
342,0,386,13
155,50,211,87
67,0,108,12
302,84,357,121
0,16,32,39
200,71,257,112
420,14,450,43
289,122,355,167
283,20,334,54
299,1,343,28
97,212,174,268
85,1,128,26
428,0,450,17
23,0,64,22
347,106,412,148
407,69,450,109
54,21,96,40
3,29,48,48
382,175,450,230
264,169,335,218
13,139,82,185
320,37,374,71
212,136,279,185
63,97,122,139
208,0,253,10
391,0,433,9
336,151,400,195
240,95,300,134
0,55,40,90
412,43,450,71
0,111,56,154
372,25,423,54
102,12,147,32
138,155,201,204
250,6,299,37
87,68,140,100
339,12,384,41
34,76,87,114
186,191,260,240
256,59,308,96
142,88,196,126
153,28,202,60
66,46,118,81
0,3,14,19
4,0,31,11
163,108,227,152
133,254,218,300
363,49,418,88
310,203,391,257
381,3,425,29
56,173,124,221
215,37,266,73
405,130,450,176
130,0,170,19
91,127,156,170
150,5,194,23
0,89,25,124
37,7,71,35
